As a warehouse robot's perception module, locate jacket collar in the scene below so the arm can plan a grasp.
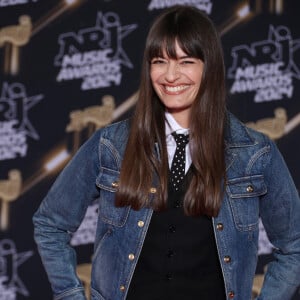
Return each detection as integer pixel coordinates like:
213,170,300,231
225,112,258,149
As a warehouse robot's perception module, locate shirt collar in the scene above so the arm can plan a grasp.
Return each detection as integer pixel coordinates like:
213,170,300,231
165,111,189,137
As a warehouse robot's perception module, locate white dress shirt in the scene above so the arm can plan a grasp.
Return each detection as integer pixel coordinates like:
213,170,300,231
165,112,191,174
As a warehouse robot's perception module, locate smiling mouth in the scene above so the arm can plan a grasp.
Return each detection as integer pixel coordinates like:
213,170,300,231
164,85,189,93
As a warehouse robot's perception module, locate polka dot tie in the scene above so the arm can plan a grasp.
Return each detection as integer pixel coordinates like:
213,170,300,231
170,132,189,191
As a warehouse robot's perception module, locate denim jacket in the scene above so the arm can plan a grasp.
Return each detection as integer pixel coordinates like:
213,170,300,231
33,113,300,300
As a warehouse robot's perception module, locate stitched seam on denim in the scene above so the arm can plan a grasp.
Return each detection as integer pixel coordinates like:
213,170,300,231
54,287,85,300
212,217,231,297
124,209,153,299
246,145,270,175
93,228,113,261
100,137,122,169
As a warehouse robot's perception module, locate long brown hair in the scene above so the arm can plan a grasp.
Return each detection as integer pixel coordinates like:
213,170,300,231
115,5,226,217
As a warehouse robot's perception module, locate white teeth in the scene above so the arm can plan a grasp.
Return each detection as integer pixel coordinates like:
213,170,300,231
165,85,188,92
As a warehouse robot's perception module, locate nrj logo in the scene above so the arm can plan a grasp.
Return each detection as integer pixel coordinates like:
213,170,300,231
0,239,33,299
228,25,300,103
0,82,43,161
148,0,213,14
54,11,137,91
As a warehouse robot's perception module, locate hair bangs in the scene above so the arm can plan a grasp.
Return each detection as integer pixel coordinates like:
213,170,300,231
147,34,178,61
147,31,204,63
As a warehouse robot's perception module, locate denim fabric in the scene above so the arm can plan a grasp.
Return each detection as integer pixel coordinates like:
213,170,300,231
33,113,300,300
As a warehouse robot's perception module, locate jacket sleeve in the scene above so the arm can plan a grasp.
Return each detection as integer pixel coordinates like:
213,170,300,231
257,139,300,300
32,130,102,300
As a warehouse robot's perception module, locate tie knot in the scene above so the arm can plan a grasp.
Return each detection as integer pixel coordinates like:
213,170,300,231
172,132,189,146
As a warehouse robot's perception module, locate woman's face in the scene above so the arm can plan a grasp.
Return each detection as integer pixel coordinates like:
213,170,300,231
150,40,204,128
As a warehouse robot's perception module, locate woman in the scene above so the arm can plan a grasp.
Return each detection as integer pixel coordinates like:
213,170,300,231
33,5,300,300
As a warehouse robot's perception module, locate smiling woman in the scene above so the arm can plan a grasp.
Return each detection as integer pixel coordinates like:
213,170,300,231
150,41,204,128
33,5,300,300
116,4,227,217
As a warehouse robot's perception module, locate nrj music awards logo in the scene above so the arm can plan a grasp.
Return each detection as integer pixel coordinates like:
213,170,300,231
0,82,43,161
148,0,213,14
54,11,137,91
228,25,300,103
0,239,33,300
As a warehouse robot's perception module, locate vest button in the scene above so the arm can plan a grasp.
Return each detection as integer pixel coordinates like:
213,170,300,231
137,221,144,227
166,273,173,280
167,249,175,258
174,200,180,208
224,256,231,263
128,253,135,261
216,223,224,231
169,225,176,233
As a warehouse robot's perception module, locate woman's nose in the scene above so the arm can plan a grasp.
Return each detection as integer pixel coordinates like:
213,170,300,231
165,62,180,81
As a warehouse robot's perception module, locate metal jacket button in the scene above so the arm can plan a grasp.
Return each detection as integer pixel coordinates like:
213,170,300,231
246,185,254,193
120,285,125,292
149,187,157,193
137,221,144,227
216,223,224,231
224,256,231,263
228,291,235,298
111,181,119,188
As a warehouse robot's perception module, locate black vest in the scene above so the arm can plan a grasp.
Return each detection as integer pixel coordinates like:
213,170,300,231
126,169,226,300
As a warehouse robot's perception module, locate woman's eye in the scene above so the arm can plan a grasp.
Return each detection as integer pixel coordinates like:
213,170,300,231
181,60,195,64
151,58,166,64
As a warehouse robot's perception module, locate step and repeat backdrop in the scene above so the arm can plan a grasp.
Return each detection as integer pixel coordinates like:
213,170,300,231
0,0,299,299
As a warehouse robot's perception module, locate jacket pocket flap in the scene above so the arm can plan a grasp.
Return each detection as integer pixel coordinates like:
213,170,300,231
96,167,120,192
227,175,267,198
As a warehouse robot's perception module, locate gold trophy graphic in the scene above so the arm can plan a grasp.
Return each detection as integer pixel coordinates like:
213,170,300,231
77,262,92,300
0,169,22,231
246,107,287,140
0,15,32,75
66,95,115,152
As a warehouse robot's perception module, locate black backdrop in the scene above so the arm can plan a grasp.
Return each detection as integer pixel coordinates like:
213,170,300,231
0,0,299,299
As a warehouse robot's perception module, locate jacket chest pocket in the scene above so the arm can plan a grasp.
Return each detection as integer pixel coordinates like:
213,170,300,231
96,167,129,227
226,175,267,231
